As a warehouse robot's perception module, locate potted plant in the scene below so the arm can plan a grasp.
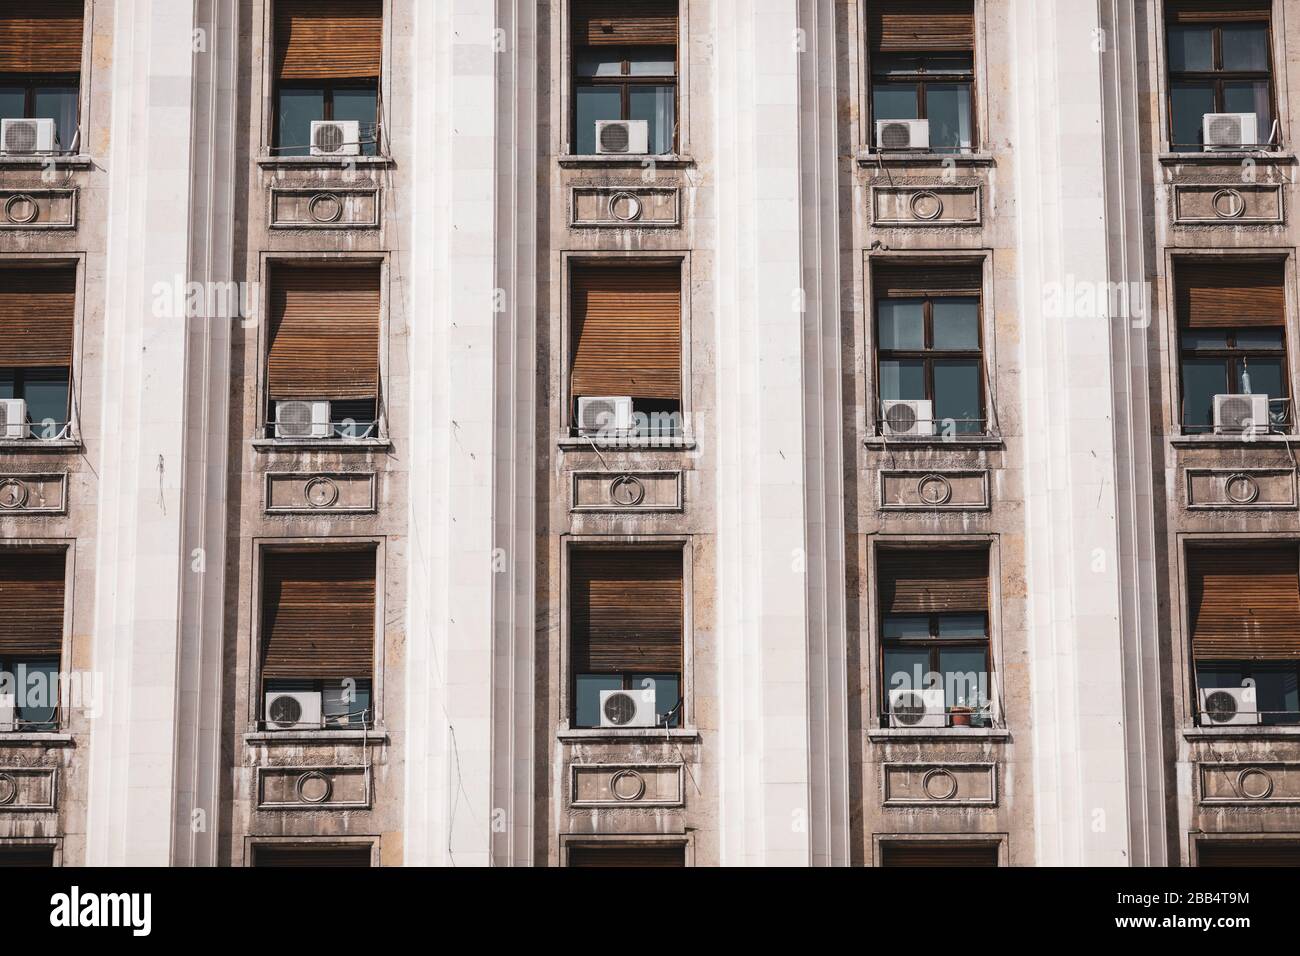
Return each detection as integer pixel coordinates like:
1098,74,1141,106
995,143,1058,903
949,697,974,727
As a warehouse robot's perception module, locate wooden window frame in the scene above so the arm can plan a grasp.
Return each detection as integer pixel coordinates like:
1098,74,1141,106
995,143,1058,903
1165,14,1277,150
874,835,1003,867
868,54,977,153
560,832,693,866
271,77,381,156
1177,327,1289,431
0,542,73,735
570,45,679,155
244,835,379,867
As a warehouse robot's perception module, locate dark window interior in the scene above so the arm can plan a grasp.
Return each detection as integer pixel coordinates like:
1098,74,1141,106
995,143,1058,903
1168,19,1273,149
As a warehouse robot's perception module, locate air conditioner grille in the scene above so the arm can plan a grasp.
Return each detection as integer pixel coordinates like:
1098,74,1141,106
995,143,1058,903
885,403,917,433
602,691,637,726
268,695,302,727
892,691,927,726
1219,397,1254,429
0,405,9,429
1208,115,1242,144
599,123,630,153
880,122,913,149
278,401,312,437
314,123,345,154
4,121,36,153
1204,690,1239,724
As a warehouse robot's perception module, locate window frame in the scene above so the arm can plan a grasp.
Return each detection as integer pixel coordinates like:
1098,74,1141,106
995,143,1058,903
873,834,1006,866
1177,326,1289,432
868,54,977,153
0,542,72,736
0,71,81,149
1165,16,1277,150
560,832,693,866
570,45,679,155
272,76,382,157
245,836,379,867
877,611,992,720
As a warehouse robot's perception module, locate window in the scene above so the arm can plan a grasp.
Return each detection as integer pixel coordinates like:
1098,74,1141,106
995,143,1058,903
260,549,377,730
568,844,686,867
0,2,84,152
1197,840,1300,866
879,841,998,867
878,548,992,726
252,844,372,867
866,1,975,152
273,0,382,157
265,263,381,439
1188,546,1300,726
0,845,55,867
0,551,65,732
571,0,678,155
1166,0,1273,150
873,262,985,435
570,263,682,438
1175,259,1289,433
570,548,684,729
0,267,75,441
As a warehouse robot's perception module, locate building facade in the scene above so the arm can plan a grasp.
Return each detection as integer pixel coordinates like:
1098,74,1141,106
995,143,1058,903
0,0,1298,867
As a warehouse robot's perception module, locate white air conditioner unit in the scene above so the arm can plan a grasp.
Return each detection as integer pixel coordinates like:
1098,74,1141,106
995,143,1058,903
876,118,930,151
0,694,14,732
577,396,634,435
310,120,361,157
265,690,322,731
1213,393,1270,435
275,400,331,440
595,119,649,155
0,399,26,440
599,687,657,728
882,399,934,438
1203,112,1258,150
1,118,56,155
888,687,946,728
1199,686,1259,726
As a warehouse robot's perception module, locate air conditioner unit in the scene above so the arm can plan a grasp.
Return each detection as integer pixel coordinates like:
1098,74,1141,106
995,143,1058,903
881,399,934,438
1203,112,1258,150
0,694,14,732
599,687,657,729
1198,686,1259,726
310,120,361,157
265,690,322,731
0,399,26,440
275,400,331,440
1213,393,1270,435
577,396,634,435
1,118,56,155
876,118,930,151
595,119,649,155
888,687,946,728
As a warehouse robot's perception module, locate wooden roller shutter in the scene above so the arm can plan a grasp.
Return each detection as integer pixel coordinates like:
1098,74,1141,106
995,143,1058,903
261,550,376,680
1197,841,1300,866
0,552,65,659
254,844,372,867
867,1,975,53
570,549,682,673
1176,260,1285,328
1166,1,1272,24
872,262,983,298
0,846,55,867
571,265,681,401
0,268,75,368
267,264,380,402
275,0,382,80
0,1,84,73
571,1,679,47
1188,547,1300,660
568,844,686,867
879,549,988,615
880,842,998,867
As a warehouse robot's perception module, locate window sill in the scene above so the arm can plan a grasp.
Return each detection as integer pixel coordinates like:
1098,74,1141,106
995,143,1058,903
0,154,93,170
1183,726,1300,742
1159,150,1296,166
1169,433,1296,449
857,149,995,168
867,727,1009,742
558,154,696,169
256,154,395,170
557,727,700,742
251,437,392,452
244,729,387,744
558,436,697,452
864,435,1004,450
0,439,81,452
0,733,74,746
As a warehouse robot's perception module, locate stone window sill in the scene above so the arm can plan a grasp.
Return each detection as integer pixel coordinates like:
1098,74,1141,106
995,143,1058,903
558,436,697,453
864,435,1004,450
1159,150,1295,166
1183,726,1300,742
1169,433,1296,449
0,733,74,746
244,729,387,744
867,727,1010,742
256,154,395,170
0,155,93,170
558,154,696,169
557,727,700,742
857,149,995,168
0,439,81,452
251,437,392,452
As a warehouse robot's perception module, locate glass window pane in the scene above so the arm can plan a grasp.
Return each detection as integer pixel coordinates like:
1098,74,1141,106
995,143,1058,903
1168,25,1214,72
1197,666,1247,690
22,372,69,439
1182,330,1230,350
0,87,24,121
925,82,973,150
574,674,622,728
574,85,622,154
332,87,379,156
873,82,919,122
323,679,371,728
876,299,924,350
575,51,625,77
629,673,681,727
15,658,60,729
31,86,78,151
628,48,676,76
932,298,980,349
879,359,925,402
1223,80,1272,143
882,615,932,640
1236,355,1283,404
628,84,675,154
1181,357,1228,428
920,54,974,74
1221,23,1270,72
872,54,923,76
1233,328,1284,349
1171,82,1216,149
936,613,987,639
938,648,988,709
1253,667,1300,721
932,359,982,434
277,87,325,156
0,372,13,400
883,648,931,694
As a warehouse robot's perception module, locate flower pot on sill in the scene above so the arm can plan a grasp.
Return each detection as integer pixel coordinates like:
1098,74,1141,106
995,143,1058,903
949,707,973,727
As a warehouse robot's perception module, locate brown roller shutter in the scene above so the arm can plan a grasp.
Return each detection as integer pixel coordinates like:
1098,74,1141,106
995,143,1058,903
254,844,372,867
570,549,682,673
275,0,382,80
1166,1,1272,24
0,551,65,659
572,1,678,47
1176,260,1285,328
879,549,988,615
1188,547,1300,661
867,1,975,53
266,264,380,402
0,268,75,369
0,846,55,867
568,844,686,867
0,2,84,73
261,550,376,680
571,265,681,401
1198,840,1300,866
880,841,998,867
872,262,983,298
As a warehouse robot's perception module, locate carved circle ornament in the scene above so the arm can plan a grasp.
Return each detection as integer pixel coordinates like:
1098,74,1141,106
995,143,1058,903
308,192,345,224
922,768,959,801
909,190,944,221
1211,188,1246,220
609,475,646,507
609,769,647,802
0,773,17,807
295,771,333,805
917,474,953,506
0,479,29,510
1223,473,1260,505
1236,767,1274,801
607,190,643,223
304,476,340,509
4,194,39,225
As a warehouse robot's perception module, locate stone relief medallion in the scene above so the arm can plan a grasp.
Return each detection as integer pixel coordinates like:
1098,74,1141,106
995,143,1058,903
1211,188,1246,220
308,192,345,224
295,771,333,805
922,768,959,801
909,190,944,221
304,476,341,509
609,475,647,507
1235,767,1274,801
607,191,644,223
609,769,647,802
4,194,39,225
0,479,29,509
1223,473,1260,505
0,773,17,807
917,474,953,506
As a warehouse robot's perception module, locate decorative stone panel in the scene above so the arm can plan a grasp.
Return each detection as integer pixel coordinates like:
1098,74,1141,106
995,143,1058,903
1172,183,1283,225
879,470,990,511
256,766,371,810
0,767,57,812
0,474,67,514
1185,468,1296,510
882,762,997,807
572,471,683,513
1198,763,1300,806
570,763,684,808
270,186,380,229
0,189,77,229
265,472,377,515
870,185,981,227
570,186,680,227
